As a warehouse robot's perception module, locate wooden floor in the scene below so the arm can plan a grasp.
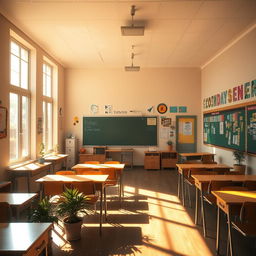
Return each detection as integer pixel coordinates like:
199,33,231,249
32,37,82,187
52,168,255,256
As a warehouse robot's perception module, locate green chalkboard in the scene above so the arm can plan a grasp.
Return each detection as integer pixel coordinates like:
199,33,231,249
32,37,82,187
247,105,256,154
83,116,157,146
203,108,245,151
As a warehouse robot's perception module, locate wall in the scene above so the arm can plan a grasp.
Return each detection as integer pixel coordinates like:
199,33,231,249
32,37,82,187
64,68,201,165
0,14,65,182
201,26,256,174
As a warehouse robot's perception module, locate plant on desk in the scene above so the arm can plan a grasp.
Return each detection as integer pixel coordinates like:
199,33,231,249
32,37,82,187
56,187,91,241
38,143,45,164
233,150,246,173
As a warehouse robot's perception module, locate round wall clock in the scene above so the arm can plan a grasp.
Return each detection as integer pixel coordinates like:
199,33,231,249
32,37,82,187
157,103,167,114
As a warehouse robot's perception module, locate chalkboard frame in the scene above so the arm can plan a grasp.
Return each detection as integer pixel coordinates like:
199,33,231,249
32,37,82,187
82,116,158,146
203,101,256,154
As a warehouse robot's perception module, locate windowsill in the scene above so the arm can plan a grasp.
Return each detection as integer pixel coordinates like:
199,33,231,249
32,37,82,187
9,159,36,170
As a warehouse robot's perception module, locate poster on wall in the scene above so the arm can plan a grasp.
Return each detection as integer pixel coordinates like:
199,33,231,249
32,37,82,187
90,104,99,114
104,105,112,114
183,121,192,135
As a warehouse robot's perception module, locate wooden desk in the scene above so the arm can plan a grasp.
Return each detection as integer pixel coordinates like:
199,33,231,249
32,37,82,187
176,163,232,206
43,154,68,172
9,162,52,192
0,193,37,219
192,175,256,237
212,190,256,256
179,152,215,163
36,174,108,235
0,222,52,256
105,149,133,168
72,163,125,203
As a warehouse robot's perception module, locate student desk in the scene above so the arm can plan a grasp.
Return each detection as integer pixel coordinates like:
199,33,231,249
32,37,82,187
9,162,52,192
43,154,68,172
36,174,108,235
176,163,232,206
192,175,256,237
0,222,52,256
72,163,125,202
179,152,215,163
105,149,133,168
0,193,37,219
0,181,12,192
212,190,256,256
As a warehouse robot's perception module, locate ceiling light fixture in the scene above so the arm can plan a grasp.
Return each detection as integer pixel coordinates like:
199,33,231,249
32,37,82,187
121,5,144,36
125,50,140,71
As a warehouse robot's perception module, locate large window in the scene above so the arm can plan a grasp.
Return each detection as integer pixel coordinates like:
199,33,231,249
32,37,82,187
9,40,30,163
42,62,53,152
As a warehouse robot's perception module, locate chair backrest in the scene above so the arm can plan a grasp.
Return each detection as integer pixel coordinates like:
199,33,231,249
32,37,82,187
0,202,11,222
188,168,214,177
243,181,256,190
43,181,64,196
0,182,12,192
227,170,246,175
76,169,100,175
104,161,120,164
220,186,248,191
207,180,234,193
72,181,96,195
201,155,214,164
240,202,256,223
84,161,100,164
56,170,76,175
210,168,230,174
100,168,118,185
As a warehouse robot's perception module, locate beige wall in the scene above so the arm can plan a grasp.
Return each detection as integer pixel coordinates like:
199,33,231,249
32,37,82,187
201,26,256,174
64,68,201,165
0,14,65,181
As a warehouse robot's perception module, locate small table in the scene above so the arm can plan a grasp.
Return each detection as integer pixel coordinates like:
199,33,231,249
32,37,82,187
212,190,256,256
192,175,256,237
0,222,52,256
176,163,232,206
43,154,68,172
105,149,133,168
9,162,52,192
36,174,108,235
0,193,38,219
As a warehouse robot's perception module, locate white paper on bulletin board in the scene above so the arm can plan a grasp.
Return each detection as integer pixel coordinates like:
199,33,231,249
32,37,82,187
160,127,170,139
183,122,192,135
147,117,156,126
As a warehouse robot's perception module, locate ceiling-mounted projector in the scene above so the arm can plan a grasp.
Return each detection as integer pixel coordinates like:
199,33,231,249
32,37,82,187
121,5,144,36
125,52,140,71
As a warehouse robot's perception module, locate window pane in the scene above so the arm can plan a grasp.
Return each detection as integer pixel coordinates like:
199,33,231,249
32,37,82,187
21,48,28,61
9,93,19,161
46,75,51,97
42,101,46,148
47,103,53,150
22,96,29,158
11,41,19,56
10,55,20,86
21,60,28,89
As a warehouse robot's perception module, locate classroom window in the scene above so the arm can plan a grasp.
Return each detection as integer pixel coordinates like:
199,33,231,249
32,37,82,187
9,40,30,163
42,62,53,152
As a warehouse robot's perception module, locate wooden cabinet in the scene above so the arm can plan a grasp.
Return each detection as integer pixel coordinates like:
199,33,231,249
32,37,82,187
160,151,178,169
79,154,105,163
144,151,160,170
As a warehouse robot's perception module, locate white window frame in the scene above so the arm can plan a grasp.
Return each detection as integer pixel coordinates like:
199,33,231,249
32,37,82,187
9,39,31,163
42,62,53,153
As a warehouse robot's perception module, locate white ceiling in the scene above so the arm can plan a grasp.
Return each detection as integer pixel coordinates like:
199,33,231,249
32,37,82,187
0,0,255,68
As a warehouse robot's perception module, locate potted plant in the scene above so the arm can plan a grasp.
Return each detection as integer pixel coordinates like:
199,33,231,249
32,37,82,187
38,142,45,164
167,140,173,151
53,144,59,156
233,150,246,173
30,197,58,223
56,187,90,241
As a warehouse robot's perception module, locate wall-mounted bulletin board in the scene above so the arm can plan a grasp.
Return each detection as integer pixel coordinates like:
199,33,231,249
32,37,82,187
203,102,256,154
247,105,256,154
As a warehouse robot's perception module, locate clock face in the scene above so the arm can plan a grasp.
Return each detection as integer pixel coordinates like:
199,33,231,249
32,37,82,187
90,104,99,114
157,103,167,114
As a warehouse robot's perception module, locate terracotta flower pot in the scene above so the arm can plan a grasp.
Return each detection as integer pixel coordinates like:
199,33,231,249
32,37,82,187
64,218,83,241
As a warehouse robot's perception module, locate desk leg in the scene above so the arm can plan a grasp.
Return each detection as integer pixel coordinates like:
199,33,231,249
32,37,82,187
177,172,180,198
104,186,107,221
200,190,206,237
27,173,31,193
195,188,199,225
216,206,220,254
227,208,234,256
119,172,123,207
182,173,185,206
99,185,103,236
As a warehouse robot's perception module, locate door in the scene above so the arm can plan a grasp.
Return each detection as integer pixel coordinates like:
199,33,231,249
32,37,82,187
176,116,197,153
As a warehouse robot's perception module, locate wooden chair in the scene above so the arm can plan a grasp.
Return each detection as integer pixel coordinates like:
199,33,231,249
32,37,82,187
201,155,214,164
84,161,100,164
56,170,76,175
104,161,120,164
76,169,100,175
43,181,65,203
0,202,11,222
243,181,256,190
